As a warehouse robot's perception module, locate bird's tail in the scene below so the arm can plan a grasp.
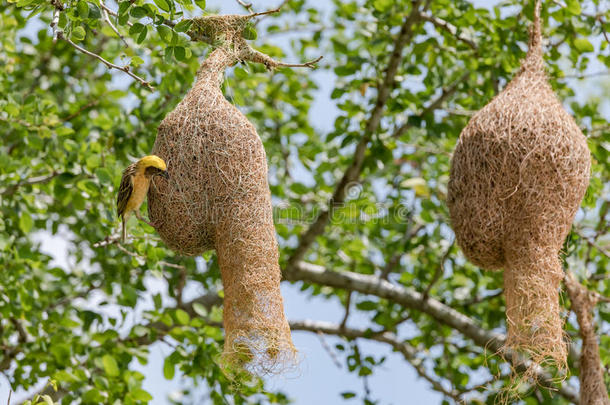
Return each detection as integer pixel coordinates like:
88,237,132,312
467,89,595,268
121,217,126,242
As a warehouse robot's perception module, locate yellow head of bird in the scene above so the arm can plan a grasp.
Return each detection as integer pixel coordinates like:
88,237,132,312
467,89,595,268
137,155,167,171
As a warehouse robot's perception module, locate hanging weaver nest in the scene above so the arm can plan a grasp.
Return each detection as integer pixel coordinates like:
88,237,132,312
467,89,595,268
147,9,321,375
447,1,591,378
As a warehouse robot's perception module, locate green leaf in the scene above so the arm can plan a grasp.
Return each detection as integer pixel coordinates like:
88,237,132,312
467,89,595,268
173,46,186,62
130,55,144,67
574,38,594,53
87,3,101,19
41,395,54,405
77,1,89,18
137,25,148,44
71,26,86,41
356,301,377,311
19,213,33,233
194,0,205,10
153,0,170,12
157,25,173,43
241,22,257,40
164,46,174,63
102,354,119,377
173,19,192,33
129,22,145,35
372,0,392,12
118,1,130,15
192,302,207,317
163,356,175,379
341,392,356,399
175,309,189,325
565,0,581,15
95,168,112,184
130,6,148,18
131,388,153,401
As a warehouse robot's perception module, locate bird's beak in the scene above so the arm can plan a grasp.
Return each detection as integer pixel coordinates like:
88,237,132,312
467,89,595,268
161,171,170,180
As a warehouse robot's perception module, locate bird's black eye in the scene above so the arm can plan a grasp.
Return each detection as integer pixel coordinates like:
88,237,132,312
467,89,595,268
145,166,163,177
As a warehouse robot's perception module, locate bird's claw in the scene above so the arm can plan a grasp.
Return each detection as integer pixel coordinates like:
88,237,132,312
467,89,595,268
135,213,157,228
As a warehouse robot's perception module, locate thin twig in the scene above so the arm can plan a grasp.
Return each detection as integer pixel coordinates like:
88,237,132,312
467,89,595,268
392,71,469,139
574,229,610,259
339,290,352,330
419,11,477,50
100,3,133,27
93,235,186,270
57,32,153,90
316,331,342,369
235,0,253,13
10,319,28,344
102,5,128,46
62,99,99,121
51,8,60,41
247,7,280,18
443,108,476,116
599,16,610,45
561,70,610,79
422,238,454,300
380,223,424,280
274,55,323,68
292,320,463,400
459,289,503,307
244,48,322,69
0,171,61,196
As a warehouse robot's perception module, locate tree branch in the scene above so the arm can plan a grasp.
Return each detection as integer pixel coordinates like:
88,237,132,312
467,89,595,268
56,32,153,90
291,320,464,401
100,3,133,27
419,11,477,50
380,223,424,280
574,229,610,260
287,1,426,268
101,5,128,46
564,272,609,404
339,290,352,330
235,0,253,13
392,71,469,139
0,171,61,196
422,238,453,299
284,261,580,403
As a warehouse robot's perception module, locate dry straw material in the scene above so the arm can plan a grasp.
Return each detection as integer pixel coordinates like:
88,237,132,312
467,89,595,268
447,1,591,376
148,11,319,374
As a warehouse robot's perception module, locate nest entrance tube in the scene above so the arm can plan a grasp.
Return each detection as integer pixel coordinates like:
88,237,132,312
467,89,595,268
447,1,591,377
147,12,320,374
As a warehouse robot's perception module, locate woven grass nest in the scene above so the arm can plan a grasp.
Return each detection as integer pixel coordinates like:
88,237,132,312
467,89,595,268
147,11,320,375
447,2,591,376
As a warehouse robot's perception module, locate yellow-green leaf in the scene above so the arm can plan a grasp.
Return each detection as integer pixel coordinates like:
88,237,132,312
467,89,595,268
71,26,86,41
175,309,189,325
19,212,33,233
102,354,119,377
153,0,170,12
574,38,594,53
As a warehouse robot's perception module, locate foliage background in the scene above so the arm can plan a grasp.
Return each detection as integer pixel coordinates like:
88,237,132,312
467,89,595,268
0,0,608,403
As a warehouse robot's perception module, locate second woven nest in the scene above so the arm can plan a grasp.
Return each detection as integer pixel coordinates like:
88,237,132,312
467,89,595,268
447,4,591,373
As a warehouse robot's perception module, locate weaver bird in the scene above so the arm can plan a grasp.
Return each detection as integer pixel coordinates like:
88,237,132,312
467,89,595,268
117,155,169,242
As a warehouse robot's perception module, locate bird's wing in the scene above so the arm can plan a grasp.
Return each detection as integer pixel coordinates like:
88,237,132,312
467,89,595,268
117,162,137,218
